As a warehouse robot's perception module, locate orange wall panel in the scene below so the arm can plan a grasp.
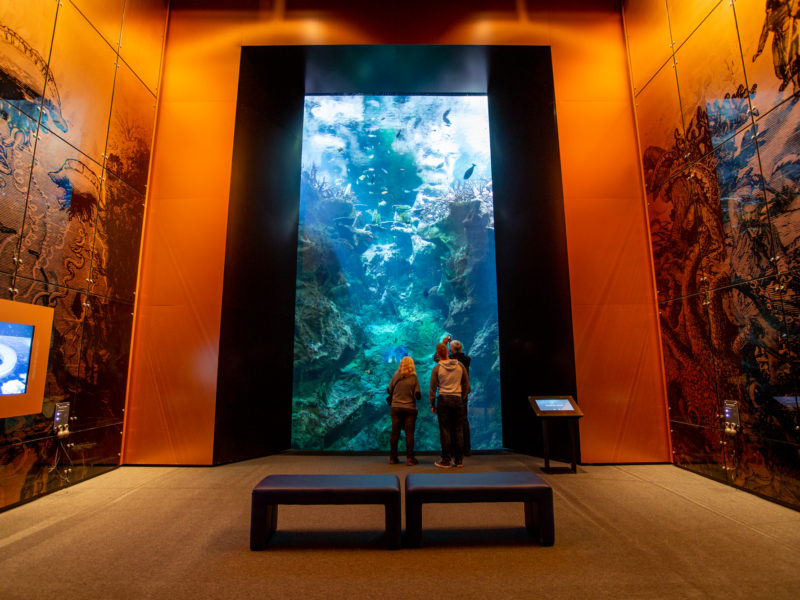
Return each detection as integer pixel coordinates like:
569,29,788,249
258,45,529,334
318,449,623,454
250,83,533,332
125,0,670,464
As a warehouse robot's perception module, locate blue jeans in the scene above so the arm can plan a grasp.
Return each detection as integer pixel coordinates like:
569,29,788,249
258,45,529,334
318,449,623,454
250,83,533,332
436,395,464,463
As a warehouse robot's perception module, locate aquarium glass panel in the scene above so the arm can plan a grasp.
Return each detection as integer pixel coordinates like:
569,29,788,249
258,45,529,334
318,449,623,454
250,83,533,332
292,95,502,451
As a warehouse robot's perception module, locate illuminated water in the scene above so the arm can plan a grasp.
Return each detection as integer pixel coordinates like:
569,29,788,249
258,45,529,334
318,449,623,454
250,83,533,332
292,95,501,451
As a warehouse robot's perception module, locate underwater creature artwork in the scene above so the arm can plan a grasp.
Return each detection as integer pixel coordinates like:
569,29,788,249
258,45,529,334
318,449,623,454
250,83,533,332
293,95,501,451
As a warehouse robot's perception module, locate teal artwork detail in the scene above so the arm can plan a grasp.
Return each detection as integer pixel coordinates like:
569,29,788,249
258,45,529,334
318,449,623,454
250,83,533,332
292,95,501,451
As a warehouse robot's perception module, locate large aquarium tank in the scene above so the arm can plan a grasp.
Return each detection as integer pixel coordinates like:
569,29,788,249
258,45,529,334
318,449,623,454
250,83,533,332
292,95,501,451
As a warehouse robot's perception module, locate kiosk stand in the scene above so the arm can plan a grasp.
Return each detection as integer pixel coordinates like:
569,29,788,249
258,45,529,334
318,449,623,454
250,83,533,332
529,396,584,474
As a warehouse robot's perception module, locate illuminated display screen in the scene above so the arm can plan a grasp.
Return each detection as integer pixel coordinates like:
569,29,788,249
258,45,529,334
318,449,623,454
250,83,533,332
292,94,502,451
534,398,575,412
0,321,34,396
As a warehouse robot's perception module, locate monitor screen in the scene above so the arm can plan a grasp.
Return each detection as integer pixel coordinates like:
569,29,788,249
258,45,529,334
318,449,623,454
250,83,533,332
528,395,583,418
0,321,35,395
0,298,54,418
534,398,575,412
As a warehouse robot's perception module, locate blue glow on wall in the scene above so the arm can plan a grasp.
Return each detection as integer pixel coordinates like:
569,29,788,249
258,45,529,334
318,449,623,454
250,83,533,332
292,95,501,451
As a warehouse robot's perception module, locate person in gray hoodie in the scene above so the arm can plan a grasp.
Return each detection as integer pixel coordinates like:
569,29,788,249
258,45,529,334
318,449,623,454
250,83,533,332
429,343,470,468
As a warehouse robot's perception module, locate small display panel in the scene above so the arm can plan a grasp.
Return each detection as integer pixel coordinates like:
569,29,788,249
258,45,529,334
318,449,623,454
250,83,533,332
528,395,583,418
535,398,574,412
0,298,55,418
0,322,34,395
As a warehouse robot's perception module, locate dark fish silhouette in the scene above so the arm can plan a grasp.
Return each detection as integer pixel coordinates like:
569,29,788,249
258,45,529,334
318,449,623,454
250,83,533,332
0,222,16,234
463,163,476,180
443,109,451,126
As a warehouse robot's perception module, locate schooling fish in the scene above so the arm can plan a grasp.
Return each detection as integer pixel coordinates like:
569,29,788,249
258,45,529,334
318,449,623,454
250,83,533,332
463,163,476,180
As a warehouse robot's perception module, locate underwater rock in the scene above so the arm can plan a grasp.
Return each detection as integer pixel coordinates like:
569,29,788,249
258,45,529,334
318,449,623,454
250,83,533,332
361,242,410,284
301,167,356,223
293,281,359,378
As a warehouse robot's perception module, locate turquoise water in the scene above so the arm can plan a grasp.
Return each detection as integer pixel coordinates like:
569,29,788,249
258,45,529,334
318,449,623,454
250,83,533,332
292,95,501,451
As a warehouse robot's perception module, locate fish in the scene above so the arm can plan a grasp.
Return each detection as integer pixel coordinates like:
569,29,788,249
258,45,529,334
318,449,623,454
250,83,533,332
383,344,408,364
463,163,476,180
443,109,451,126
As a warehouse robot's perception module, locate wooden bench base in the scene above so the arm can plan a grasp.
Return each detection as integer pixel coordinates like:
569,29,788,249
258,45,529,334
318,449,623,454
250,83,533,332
404,471,554,547
250,474,402,550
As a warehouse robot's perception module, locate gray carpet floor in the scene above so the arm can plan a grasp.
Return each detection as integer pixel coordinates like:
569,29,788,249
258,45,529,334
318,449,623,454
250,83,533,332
0,452,798,599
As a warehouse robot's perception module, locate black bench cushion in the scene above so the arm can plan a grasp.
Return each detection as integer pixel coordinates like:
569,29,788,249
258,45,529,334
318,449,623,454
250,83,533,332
405,471,551,503
253,474,401,504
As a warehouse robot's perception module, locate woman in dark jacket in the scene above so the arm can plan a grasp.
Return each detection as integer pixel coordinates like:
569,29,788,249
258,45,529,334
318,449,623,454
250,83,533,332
387,356,422,465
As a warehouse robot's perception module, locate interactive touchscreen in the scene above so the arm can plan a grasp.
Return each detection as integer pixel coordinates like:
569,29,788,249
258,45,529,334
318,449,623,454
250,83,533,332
0,298,54,418
0,321,35,395
529,395,583,418
535,398,574,412
291,94,502,451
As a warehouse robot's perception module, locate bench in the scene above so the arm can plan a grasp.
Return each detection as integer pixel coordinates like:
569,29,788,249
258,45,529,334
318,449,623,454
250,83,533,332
404,471,554,548
250,474,402,550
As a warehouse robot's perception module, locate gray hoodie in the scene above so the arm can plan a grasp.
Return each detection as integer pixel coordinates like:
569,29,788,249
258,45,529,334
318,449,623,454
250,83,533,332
429,358,470,405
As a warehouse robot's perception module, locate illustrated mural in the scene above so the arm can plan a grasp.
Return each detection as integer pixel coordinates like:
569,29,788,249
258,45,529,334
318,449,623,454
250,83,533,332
0,0,166,511
629,0,800,508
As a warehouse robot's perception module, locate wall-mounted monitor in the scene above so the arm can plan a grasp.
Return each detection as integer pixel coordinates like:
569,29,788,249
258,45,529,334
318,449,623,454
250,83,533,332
0,298,54,418
529,395,583,418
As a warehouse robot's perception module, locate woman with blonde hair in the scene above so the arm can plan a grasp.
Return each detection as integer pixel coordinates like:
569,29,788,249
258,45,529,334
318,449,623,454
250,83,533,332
386,355,422,465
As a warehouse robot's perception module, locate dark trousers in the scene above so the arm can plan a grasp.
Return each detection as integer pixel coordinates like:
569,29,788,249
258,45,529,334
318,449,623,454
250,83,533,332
461,397,471,454
436,395,464,463
390,407,418,459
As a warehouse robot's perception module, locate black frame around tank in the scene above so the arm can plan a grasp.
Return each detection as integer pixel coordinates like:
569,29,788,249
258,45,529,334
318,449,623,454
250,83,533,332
215,45,578,464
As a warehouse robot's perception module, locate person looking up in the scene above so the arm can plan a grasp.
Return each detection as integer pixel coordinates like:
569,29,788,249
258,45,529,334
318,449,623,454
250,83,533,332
429,343,470,468
386,356,421,465
448,339,472,456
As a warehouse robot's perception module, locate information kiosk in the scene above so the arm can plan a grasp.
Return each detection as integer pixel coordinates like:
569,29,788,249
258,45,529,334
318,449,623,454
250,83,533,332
529,396,584,473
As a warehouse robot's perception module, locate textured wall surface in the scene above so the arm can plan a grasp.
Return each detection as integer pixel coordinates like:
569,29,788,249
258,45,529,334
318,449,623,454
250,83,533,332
0,0,167,511
624,0,800,508
124,0,669,465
